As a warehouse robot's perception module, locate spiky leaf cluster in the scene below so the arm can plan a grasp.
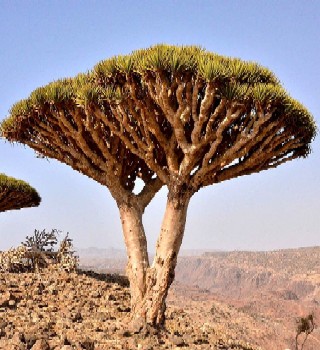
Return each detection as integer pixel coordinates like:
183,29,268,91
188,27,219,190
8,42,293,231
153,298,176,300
3,45,314,131
1,45,316,195
0,173,41,212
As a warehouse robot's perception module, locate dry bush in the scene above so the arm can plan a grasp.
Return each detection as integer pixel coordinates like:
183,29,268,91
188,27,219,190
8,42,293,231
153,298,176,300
295,313,315,350
0,229,78,273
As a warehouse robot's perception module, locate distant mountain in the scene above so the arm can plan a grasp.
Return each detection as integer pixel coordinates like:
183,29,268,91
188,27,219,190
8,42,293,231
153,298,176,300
75,245,320,349
176,246,320,295
174,246,320,349
76,247,220,259
75,247,127,259
179,248,221,256
76,247,222,274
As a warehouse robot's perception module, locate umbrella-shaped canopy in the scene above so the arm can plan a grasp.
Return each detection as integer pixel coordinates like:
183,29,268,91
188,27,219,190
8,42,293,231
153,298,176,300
0,173,41,212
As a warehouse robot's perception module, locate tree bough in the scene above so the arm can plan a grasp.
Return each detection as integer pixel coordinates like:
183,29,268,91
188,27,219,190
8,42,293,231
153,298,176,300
1,44,316,327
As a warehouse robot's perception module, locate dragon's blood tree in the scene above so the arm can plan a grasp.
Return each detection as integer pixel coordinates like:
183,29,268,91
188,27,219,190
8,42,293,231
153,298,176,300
1,45,316,327
0,173,41,212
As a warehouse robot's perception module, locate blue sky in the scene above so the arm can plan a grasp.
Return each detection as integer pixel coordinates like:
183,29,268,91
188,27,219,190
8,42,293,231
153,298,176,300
0,1,319,252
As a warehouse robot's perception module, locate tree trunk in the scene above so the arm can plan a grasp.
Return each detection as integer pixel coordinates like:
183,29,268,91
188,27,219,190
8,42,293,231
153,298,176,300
118,203,149,322
144,195,190,326
119,193,190,329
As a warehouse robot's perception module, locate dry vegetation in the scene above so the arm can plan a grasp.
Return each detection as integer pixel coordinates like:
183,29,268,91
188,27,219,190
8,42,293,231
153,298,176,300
0,229,78,273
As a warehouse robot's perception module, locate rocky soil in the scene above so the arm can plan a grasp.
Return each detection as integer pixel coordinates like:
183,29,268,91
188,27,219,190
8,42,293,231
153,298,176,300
0,269,260,350
76,246,320,349
174,247,320,350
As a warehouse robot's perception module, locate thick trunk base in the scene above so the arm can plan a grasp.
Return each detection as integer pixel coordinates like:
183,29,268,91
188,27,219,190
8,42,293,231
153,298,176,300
118,203,149,321
128,196,190,327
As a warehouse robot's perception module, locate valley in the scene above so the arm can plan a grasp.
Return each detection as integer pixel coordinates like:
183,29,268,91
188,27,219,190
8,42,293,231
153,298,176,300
79,246,320,349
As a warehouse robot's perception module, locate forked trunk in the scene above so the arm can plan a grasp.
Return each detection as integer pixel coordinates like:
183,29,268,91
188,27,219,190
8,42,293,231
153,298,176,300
145,195,190,326
118,203,149,322
119,194,190,328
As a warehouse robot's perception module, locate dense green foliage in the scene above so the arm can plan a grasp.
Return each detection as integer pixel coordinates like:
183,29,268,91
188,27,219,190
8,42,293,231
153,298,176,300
1,44,316,149
0,173,38,195
0,173,41,211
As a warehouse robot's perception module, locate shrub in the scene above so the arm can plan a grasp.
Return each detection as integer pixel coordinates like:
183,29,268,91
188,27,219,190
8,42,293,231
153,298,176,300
295,313,315,350
0,229,78,273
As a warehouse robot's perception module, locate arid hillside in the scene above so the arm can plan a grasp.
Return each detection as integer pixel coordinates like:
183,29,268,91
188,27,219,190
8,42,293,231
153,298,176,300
77,246,320,349
176,247,320,298
175,247,320,350
0,269,260,350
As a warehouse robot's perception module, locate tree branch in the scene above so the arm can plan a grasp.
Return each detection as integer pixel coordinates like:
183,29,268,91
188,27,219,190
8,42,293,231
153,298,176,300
138,177,163,211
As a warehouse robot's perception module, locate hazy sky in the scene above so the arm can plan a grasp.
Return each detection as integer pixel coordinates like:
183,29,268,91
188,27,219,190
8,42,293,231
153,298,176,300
0,1,319,252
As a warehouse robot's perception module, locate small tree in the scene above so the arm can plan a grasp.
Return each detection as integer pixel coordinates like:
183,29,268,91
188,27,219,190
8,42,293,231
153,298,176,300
0,229,78,272
1,45,316,327
22,228,59,271
295,314,315,350
0,173,41,212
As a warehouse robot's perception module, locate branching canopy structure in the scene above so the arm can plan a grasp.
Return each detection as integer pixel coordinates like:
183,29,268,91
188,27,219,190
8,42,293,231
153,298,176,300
2,45,315,192
0,173,41,212
1,45,316,326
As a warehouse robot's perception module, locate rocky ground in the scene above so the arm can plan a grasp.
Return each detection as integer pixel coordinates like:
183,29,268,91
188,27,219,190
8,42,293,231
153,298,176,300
77,246,320,350
0,269,260,350
174,248,320,350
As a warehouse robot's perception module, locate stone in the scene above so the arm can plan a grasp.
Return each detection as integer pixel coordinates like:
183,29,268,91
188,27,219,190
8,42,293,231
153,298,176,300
0,291,11,307
170,335,185,347
0,268,262,350
11,332,25,344
8,299,16,307
71,311,83,322
31,339,50,350
9,332,27,349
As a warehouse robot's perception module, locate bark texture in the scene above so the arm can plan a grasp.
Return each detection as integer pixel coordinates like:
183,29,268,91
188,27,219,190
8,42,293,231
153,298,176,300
118,194,190,327
145,195,190,325
118,202,149,320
